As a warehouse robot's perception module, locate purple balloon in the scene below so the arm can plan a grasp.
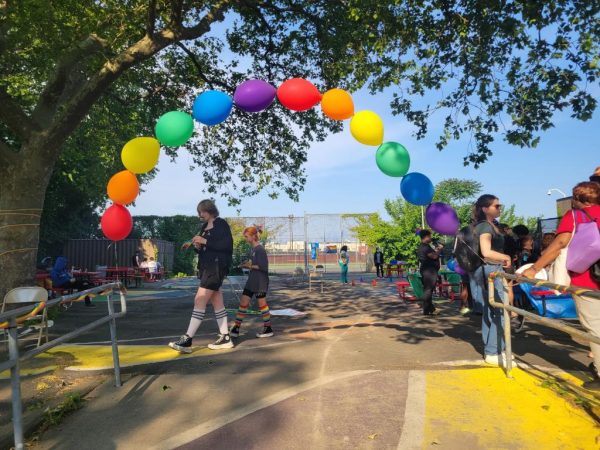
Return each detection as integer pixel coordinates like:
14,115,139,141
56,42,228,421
454,264,467,276
425,202,460,236
233,79,276,113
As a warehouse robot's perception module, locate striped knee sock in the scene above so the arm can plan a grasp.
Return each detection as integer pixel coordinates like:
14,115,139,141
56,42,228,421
186,309,205,337
214,308,229,335
259,304,271,328
235,305,248,327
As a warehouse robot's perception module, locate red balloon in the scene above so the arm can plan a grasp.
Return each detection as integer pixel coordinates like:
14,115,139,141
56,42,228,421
101,204,133,241
277,78,322,111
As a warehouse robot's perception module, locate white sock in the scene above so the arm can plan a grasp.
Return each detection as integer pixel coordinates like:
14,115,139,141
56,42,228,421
186,309,205,337
214,308,229,335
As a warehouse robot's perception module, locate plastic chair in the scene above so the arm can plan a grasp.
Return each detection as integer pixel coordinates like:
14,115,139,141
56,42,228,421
407,273,425,299
1,287,50,347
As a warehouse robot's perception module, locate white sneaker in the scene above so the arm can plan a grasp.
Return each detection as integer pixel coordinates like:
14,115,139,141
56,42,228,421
484,353,515,366
459,307,471,315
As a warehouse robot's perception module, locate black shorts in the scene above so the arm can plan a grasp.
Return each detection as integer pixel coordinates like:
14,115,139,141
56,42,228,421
242,288,267,299
198,267,228,291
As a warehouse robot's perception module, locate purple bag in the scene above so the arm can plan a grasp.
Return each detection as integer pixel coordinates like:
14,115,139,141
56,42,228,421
566,209,600,274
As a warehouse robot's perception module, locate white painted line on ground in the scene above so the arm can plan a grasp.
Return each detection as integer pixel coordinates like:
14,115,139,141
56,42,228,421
397,370,426,450
150,369,378,450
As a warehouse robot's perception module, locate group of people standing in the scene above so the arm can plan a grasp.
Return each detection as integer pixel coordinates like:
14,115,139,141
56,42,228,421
168,199,273,353
415,169,600,390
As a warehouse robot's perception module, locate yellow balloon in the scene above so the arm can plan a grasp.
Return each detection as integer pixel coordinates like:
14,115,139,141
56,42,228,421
121,137,160,174
350,110,384,146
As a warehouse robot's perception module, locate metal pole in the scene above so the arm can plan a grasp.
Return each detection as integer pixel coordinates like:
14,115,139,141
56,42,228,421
106,292,122,387
8,317,24,450
303,212,308,278
421,206,425,229
501,278,513,377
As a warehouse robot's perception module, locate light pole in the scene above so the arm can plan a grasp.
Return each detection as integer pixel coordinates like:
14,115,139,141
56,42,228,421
547,188,567,198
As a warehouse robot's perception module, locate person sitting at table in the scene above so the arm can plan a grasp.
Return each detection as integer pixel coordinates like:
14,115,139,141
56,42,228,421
50,256,94,306
139,258,149,269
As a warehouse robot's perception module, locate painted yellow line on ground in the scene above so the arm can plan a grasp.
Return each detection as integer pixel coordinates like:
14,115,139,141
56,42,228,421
424,367,600,449
46,345,214,370
0,366,57,380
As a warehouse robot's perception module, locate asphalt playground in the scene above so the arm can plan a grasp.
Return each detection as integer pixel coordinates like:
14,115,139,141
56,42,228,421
1,274,599,449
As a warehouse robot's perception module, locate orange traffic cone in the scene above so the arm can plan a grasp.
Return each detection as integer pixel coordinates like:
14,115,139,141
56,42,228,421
351,280,356,286
372,279,377,287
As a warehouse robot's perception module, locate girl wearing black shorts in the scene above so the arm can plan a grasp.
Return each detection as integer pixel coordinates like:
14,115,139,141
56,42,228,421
230,226,273,338
169,199,234,352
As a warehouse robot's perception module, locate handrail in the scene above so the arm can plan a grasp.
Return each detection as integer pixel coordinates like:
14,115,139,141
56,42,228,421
487,272,600,378
3,282,127,450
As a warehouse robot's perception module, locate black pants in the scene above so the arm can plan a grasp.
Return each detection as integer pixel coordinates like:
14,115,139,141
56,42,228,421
375,264,384,277
420,268,438,314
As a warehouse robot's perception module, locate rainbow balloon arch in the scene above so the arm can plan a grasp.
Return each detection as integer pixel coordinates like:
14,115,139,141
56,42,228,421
101,78,460,241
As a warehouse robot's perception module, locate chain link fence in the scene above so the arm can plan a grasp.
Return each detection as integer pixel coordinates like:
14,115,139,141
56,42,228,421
228,213,373,275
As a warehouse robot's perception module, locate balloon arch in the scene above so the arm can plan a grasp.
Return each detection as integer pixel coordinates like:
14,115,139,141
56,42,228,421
101,78,459,241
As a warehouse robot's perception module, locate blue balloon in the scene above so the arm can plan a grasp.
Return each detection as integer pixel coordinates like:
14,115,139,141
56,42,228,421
192,90,233,126
447,258,457,272
400,172,434,206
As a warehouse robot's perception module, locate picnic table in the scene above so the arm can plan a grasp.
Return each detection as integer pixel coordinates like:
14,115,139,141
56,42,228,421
385,262,407,278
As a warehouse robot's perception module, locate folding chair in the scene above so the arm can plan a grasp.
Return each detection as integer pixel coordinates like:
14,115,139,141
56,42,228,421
1,287,51,347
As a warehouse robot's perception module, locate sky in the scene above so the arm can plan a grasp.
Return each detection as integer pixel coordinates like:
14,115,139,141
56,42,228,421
129,17,599,223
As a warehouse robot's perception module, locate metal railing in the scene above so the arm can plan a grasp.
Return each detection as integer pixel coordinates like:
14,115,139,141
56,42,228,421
487,272,600,378
0,282,127,450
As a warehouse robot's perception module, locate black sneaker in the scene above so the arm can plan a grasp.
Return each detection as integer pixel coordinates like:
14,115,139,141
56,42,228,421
168,334,192,353
256,326,274,338
582,378,600,391
208,334,234,350
230,325,240,338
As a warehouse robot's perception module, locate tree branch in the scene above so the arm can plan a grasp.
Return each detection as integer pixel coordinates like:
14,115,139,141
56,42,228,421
174,42,233,91
147,0,158,36
0,137,20,166
43,0,233,151
32,34,110,126
0,85,38,140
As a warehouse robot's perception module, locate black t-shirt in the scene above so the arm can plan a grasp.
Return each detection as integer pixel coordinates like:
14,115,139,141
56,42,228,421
475,221,505,258
417,243,440,271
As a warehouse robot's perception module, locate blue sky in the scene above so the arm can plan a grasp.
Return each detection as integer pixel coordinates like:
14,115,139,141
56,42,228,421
129,17,599,222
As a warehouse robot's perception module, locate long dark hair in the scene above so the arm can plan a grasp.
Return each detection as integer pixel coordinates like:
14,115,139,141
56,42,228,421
472,194,498,224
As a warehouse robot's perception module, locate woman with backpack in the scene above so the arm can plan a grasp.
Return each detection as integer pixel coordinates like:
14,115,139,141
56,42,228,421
471,195,513,366
169,199,234,352
523,181,600,390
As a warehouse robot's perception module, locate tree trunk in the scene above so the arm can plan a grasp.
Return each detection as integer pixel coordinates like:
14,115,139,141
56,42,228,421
0,138,57,300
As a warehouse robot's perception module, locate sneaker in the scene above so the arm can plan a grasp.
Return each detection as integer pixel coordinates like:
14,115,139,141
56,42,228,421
484,353,515,366
168,334,192,353
256,326,274,338
230,325,240,338
208,334,234,350
459,307,471,315
582,378,600,391
588,362,599,379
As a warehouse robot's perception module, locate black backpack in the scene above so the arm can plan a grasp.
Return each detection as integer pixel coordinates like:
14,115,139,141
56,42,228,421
453,223,483,273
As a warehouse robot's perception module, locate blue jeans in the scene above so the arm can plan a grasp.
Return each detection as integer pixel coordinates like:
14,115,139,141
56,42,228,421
468,266,485,314
340,265,348,283
482,264,506,356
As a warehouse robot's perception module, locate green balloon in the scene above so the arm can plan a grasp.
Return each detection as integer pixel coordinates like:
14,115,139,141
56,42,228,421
155,111,194,147
375,141,410,177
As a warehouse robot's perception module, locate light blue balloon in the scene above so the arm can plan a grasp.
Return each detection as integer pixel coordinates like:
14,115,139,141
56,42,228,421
400,172,434,206
192,90,233,126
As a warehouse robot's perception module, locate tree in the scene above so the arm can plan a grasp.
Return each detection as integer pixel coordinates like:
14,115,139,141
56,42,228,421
2,1,598,297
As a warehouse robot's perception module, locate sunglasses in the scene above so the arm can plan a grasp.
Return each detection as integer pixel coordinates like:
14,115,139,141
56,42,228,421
489,204,502,209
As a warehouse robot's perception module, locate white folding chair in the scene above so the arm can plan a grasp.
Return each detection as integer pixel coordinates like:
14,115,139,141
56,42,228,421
1,287,50,347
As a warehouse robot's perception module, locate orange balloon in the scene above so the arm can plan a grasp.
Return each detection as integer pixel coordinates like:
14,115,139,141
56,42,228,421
107,170,139,205
321,88,354,120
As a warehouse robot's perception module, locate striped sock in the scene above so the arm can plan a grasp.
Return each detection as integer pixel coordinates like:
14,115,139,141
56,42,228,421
259,304,271,328
186,309,205,337
235,305,248,327
214,308,229,335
